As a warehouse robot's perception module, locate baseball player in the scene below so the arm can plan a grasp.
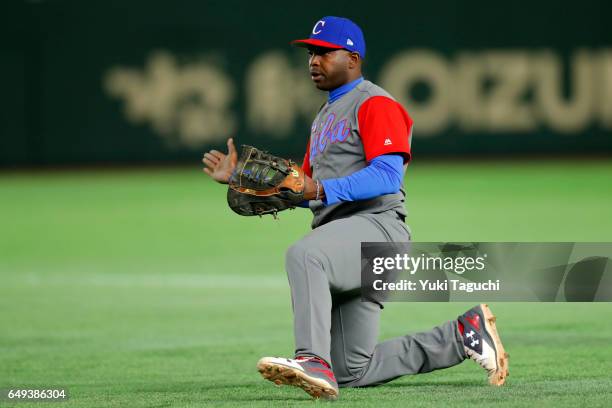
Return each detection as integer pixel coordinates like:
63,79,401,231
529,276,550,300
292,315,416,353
202,16,508,400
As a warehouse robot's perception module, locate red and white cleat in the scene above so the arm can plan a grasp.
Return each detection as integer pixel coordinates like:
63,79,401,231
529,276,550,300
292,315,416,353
458,303,510,386
257,355,339,400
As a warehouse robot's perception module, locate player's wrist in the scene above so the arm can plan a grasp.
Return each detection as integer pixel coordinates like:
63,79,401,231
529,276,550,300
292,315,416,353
317,180,326,200
304,176,325,200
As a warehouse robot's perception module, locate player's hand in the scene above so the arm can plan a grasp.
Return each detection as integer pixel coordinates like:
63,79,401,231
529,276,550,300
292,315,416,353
202,138,238,184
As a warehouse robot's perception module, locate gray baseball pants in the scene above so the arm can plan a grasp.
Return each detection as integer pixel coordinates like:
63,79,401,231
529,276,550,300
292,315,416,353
285,210,466,387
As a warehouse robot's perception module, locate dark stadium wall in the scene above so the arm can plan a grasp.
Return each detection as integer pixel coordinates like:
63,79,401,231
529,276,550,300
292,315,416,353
1,0,611,166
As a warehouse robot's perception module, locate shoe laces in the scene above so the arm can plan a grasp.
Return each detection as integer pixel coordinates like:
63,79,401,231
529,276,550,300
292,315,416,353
295,355,331,369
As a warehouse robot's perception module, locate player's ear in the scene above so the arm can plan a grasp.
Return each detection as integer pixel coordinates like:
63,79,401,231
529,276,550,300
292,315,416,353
348,52,361,69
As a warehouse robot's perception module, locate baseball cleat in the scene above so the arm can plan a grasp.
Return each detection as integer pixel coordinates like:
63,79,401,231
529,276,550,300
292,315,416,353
458,303,509,386
257,355,339,400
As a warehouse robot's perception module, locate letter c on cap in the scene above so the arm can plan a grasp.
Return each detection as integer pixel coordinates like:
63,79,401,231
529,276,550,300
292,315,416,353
313,20,325,35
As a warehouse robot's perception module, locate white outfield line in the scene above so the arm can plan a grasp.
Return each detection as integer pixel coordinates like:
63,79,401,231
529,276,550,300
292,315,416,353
5,273,287,289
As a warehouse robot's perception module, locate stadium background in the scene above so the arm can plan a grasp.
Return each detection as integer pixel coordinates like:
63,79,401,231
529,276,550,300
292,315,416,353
1,0,611,406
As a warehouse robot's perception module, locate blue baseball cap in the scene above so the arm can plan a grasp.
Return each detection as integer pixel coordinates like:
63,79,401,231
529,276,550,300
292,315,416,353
291,16,366,59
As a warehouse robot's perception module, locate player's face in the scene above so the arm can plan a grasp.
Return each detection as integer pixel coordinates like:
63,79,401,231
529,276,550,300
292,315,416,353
307,47,355,91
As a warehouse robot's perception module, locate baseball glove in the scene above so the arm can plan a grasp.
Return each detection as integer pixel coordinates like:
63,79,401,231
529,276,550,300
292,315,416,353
227,145,305,217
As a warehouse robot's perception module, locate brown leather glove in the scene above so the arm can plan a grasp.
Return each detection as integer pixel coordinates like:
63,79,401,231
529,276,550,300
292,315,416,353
227,145,305,218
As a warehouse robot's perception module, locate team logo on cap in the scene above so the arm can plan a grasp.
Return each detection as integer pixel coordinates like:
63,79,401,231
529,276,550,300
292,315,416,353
312,20,325,34
347,38,354,46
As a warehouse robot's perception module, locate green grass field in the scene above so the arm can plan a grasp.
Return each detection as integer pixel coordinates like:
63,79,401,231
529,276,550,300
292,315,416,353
1,160,612,407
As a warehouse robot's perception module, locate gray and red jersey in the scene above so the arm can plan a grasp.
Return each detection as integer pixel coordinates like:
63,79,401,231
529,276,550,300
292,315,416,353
303,80,413,229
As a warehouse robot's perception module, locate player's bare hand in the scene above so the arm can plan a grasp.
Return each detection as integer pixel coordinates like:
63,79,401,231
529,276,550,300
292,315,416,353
202,138,238,184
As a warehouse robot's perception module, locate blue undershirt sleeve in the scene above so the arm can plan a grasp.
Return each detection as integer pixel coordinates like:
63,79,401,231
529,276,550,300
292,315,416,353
320,154,404,206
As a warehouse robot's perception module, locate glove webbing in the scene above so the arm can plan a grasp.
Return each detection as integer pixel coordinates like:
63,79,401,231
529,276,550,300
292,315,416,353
239,158,293,188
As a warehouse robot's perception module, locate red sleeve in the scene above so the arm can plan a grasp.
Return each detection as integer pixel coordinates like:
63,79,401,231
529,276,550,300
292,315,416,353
357,96,413,163
302,138,312,177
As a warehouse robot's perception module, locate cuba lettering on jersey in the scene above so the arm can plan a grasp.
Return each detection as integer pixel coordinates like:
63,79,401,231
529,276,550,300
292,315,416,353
302,80,413,229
